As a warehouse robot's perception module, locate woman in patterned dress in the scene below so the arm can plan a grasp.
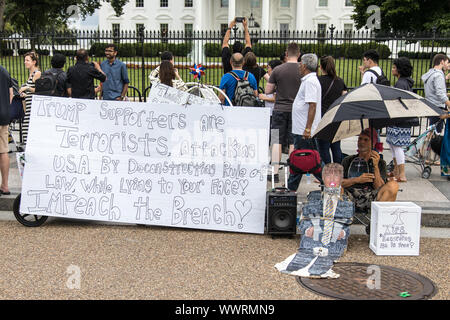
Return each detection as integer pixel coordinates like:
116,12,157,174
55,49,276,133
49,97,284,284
18,51,41,145
387,57,414,182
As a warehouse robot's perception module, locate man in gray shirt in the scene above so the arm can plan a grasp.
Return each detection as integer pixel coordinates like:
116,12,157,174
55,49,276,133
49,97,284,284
421,53,450,133
265,43,302,182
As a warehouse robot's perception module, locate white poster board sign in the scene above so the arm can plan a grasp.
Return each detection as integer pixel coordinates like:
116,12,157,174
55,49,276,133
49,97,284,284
20,96,270,234
148,83,220,106
370,202,421,256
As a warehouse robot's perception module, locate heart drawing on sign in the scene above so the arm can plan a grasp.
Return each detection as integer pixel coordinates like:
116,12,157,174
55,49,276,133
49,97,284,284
235,199,252,222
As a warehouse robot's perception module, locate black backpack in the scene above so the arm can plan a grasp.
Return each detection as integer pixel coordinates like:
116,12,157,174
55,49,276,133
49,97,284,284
228,71,258,107
365,69,390,86
35,69,63,96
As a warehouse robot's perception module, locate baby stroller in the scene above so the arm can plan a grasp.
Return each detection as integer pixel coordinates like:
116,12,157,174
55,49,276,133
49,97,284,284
388,120,443,179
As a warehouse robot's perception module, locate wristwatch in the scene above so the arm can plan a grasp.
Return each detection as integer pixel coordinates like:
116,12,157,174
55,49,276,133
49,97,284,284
304,128,311,133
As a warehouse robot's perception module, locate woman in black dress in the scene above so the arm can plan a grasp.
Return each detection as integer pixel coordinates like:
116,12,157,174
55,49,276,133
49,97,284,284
317,56,348,164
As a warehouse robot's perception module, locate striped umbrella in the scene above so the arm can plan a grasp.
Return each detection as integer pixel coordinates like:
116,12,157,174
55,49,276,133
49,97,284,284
313,83,445,143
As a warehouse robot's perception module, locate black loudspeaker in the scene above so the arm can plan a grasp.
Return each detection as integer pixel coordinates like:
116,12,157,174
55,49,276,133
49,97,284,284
266,188,297,236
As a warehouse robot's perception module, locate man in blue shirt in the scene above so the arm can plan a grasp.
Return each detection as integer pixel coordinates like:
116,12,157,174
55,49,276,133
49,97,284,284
100,44,130,101
219,53,258,106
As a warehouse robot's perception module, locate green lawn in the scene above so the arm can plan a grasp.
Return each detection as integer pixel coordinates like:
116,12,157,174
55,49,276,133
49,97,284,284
0,55,436,97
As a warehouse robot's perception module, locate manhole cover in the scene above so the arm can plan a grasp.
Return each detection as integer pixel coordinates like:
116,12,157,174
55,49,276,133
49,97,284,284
297,262,437,300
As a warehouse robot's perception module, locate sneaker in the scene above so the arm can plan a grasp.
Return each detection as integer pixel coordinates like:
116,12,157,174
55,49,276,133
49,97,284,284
267,174,279,183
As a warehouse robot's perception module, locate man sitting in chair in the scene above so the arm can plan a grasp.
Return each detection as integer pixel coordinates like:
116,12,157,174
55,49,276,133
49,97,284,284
341,128,399,213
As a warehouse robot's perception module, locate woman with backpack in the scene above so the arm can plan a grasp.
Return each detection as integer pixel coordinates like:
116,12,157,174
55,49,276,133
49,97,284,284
317,56,348,164
18,51,41,145
387,57,415,182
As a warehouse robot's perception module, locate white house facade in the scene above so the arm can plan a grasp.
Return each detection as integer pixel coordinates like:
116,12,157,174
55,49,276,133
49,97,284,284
97,0,358,34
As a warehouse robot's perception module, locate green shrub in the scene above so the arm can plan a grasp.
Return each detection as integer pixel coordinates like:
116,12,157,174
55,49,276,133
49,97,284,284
252,43,286,57
344,43,365,59
53,50,76,57
89,43,109,57
0,41,13,56
117,43,137,57
204,43,221,57
397,51,440,59
362,42,391,59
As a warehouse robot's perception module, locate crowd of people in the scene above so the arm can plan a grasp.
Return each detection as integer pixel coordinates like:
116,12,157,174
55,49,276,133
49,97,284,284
0,19,449,208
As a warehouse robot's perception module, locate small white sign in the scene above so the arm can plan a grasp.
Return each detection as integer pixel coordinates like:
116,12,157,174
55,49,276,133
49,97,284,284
148,83,220,106
370,202,421,256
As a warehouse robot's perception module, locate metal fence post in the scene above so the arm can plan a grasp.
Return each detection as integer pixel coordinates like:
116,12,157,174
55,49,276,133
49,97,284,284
430,25,437,68
139,25,145,96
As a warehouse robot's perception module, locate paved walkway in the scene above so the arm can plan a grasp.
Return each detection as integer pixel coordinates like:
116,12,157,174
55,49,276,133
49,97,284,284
0,132,448,300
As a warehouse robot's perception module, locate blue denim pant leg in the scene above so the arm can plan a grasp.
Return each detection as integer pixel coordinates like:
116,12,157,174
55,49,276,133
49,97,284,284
288,134,323,191
330,141,342,164
318,139,332,164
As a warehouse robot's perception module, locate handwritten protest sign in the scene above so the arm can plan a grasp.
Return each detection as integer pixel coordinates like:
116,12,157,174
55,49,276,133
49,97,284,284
148,83,220,106
20,96,270,233
370,202,421,255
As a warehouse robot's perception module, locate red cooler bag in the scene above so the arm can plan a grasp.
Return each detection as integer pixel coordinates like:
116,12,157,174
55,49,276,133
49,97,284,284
288,149,322,175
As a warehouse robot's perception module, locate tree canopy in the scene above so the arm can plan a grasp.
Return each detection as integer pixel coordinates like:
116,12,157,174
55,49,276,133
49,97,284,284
0,0,129,32
352,0,450,33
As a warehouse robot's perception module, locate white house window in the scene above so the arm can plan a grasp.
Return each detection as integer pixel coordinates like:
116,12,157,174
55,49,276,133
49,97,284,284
345,0,353,6
136,23,144,34
160,23,169,33
318,0,328,7
344,23,353,33
220,23,228,36
251,0,260,8
344,23,353,40
318,23,327,35
280,0,290,8
185,23,193,37
112,23,120,35
160,0,168,7
221,0,229,8
161,23,169,42
136,0,144,7
185,0,193,7
112,23,120,42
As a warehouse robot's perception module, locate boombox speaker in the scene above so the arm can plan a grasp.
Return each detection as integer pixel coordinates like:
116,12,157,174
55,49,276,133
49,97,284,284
266,188,297,236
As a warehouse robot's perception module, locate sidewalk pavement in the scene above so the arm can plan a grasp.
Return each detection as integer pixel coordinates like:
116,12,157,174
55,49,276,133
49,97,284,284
1,133,449,227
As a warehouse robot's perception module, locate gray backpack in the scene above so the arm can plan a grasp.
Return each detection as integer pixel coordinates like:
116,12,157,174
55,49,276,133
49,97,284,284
229,71,258,107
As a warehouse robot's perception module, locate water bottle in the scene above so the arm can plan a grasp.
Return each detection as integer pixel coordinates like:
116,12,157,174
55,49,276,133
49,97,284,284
306,173,311,184
296,201,303,235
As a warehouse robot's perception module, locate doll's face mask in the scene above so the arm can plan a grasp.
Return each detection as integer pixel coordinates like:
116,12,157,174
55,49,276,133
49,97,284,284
322,165,343,196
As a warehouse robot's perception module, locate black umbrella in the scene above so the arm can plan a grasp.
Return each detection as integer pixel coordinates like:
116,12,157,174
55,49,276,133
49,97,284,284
313,83,445,143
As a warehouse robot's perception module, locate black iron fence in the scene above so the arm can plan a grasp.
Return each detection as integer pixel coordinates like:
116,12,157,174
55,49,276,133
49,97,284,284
1,28,449,136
